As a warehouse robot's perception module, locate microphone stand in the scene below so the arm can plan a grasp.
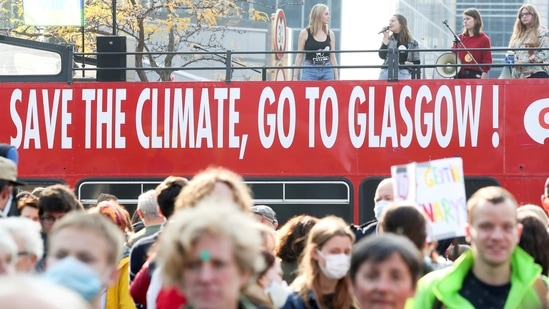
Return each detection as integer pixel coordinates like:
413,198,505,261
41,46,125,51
442,21,483,78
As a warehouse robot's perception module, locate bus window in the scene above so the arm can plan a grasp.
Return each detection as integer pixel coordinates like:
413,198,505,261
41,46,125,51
247,179,353,226
77,179,164,215
76,178,354,226
358,176,501,224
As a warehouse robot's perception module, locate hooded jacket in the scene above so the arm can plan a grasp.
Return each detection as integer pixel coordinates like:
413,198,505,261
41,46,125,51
411,247,548,309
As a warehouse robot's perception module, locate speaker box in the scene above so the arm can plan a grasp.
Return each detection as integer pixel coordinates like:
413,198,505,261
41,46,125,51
97,36,126,81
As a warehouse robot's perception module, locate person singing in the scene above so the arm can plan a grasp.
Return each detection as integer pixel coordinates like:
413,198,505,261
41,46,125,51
378,14,420,80
452,8,492,79
508,4,549,78
293,4,338,81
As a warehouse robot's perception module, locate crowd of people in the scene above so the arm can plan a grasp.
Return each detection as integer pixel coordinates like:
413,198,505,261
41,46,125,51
292,4,549,81
2,144,549,309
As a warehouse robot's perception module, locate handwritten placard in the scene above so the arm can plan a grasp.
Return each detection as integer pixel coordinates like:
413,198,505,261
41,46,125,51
391,157,467,240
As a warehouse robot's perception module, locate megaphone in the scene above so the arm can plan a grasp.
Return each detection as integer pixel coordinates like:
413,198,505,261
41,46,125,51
499,52,515,79
436,53,460,78
498,67,512,79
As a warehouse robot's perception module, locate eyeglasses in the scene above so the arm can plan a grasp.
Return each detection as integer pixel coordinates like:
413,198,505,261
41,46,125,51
40,214,65,224
520,12,532,18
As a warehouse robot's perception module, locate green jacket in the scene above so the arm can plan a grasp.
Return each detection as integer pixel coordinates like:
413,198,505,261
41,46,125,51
411,247,546,309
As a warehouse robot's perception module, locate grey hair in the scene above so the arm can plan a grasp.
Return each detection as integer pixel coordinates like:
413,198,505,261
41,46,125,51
137,189,162,218
0,227,17,268
0,217,43,260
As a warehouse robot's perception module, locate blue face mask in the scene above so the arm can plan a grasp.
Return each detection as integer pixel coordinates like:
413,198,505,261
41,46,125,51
42,256,103,302
373,200,391,221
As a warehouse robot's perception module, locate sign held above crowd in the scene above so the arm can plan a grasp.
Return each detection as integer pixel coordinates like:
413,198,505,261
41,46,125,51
391,157,467,241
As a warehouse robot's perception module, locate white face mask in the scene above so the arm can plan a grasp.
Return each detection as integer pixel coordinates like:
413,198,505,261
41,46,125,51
374,200,391,220
316,250,350,280
264,280,292,308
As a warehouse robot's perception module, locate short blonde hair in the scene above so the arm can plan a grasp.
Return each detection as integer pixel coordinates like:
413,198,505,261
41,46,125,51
175,166,253,212
49,212,124,265
467,186,518,224
157,197,264,291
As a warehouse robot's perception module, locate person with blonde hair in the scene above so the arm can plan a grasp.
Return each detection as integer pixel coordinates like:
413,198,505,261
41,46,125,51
283,216,357,309
150,168,252,308
293,3,338,81
88,202,136,308
44,212,131,309
156,198,272,309
508,4,549,78
175,166,253,212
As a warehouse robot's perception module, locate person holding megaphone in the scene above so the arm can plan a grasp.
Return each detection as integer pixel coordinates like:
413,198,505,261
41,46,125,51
451,8,492,79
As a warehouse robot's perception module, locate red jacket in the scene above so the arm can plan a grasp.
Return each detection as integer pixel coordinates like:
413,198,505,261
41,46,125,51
129,259,151,306
157,286,186,309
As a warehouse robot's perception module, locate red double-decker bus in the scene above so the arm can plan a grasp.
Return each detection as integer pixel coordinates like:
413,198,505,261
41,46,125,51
1,79,547,225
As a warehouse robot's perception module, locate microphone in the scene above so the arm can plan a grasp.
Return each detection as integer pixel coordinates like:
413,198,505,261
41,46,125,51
442,19,449,26
378,26,389,34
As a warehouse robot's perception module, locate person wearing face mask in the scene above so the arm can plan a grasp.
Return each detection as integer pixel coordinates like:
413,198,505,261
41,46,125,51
44,211,133,309
282,216,357,309
350,178,394,243
257,251,293,308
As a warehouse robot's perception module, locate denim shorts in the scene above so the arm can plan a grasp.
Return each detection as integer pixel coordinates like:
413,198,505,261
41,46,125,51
378,69,411,80
300,61,334,81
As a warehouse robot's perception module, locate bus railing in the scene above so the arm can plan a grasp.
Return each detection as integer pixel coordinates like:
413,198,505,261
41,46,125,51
72,46,549,82
0,33,545,83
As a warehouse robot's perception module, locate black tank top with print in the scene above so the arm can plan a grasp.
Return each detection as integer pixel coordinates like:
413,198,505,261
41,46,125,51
304,28,331,63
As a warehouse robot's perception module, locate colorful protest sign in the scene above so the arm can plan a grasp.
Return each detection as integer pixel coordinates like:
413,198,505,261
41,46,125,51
391,157,467,240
